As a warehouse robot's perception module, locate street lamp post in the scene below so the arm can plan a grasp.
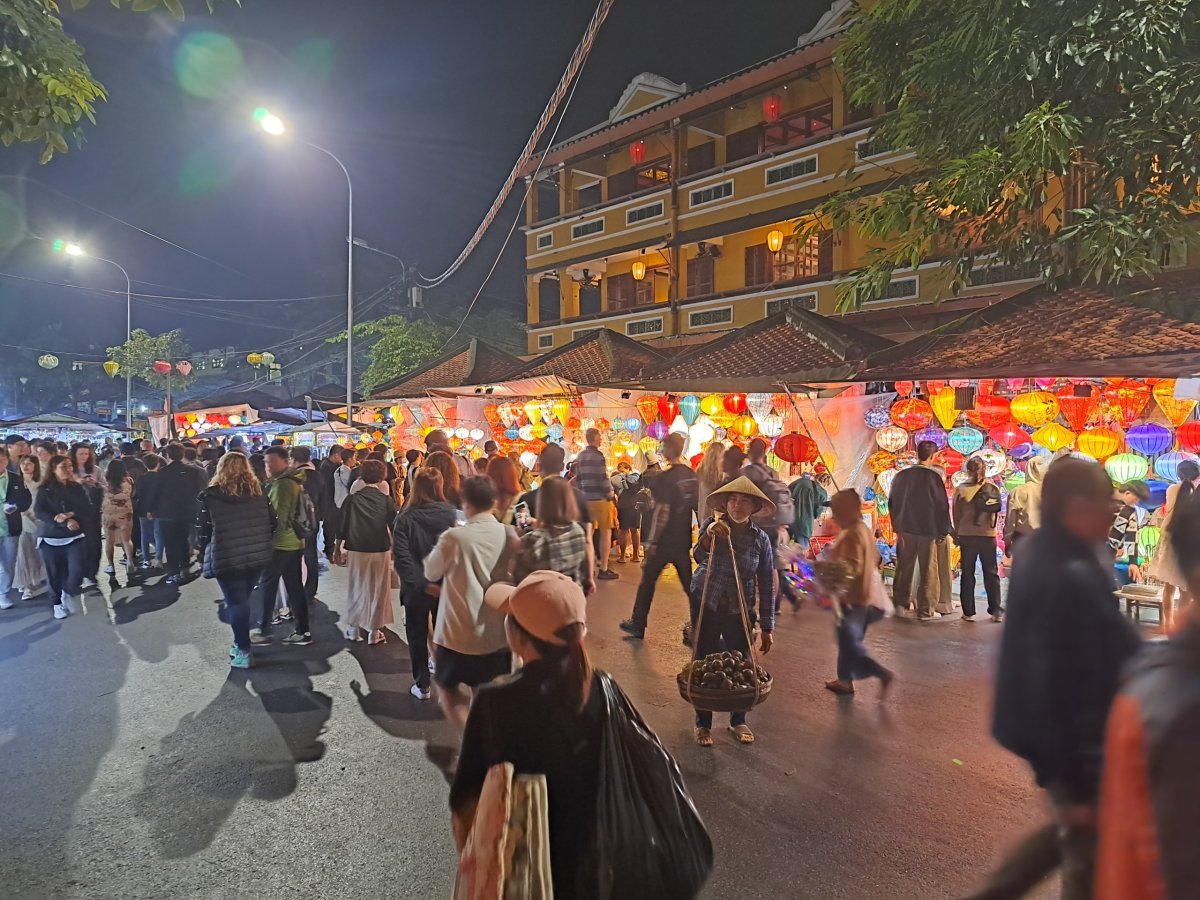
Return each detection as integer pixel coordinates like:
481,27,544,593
256,108,355,427
53,240,134,429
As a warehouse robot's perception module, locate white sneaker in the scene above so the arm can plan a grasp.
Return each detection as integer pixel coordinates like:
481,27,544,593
53,604,68,619
20,589,34,600
961,614,977,622
104,565,115,575
60,594,76,615
410,683,431,701
81,577,96,589
0,596,13,610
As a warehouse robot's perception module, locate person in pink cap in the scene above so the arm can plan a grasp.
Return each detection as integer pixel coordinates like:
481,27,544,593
451,570,603,897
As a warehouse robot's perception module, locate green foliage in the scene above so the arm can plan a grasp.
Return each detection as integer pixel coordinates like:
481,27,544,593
328,316,449,397
813,0,1200,309
107,328,195,391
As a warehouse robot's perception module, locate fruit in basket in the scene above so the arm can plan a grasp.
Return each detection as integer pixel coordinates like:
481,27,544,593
680,651,770,690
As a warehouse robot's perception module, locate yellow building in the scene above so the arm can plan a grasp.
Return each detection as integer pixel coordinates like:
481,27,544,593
521,1,1044,355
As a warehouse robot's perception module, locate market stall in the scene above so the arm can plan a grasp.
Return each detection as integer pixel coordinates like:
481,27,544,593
0,412,130,444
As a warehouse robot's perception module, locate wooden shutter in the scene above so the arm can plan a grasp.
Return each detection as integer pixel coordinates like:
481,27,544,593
745,244,771,287
726,126,761,164
686,141,716,175
607,273,633,311
818,232,834,274
686,256,715,298
608,169,636,201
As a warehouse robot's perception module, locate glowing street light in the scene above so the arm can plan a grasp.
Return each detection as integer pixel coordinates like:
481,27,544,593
254,106,286,136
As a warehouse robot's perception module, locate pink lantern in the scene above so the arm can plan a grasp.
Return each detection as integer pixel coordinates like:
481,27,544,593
175,360,193,377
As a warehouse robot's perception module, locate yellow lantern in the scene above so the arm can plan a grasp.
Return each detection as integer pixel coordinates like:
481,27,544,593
710,409,738,429
1076,426,1122,460
551,398,570,425
733,414,758,438
524,400,543,425
389,405,402,422
185,413,198,423
631,260,646,282
1031,422,1076,452
639,436,659,453
930,386,959,429
102,360,120,378
1153,379,1198,427
1010,391,1060,427
700,394,724,417
229,415,242,426
246,352,263,366
766,229,785,253
532,423,549,439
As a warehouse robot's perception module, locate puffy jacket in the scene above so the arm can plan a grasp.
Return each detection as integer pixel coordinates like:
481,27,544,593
266,468,306,552
392,500,458,602
992,522,1140,803
888,463,950,538
1,466,32,537
197,487,275,579
155,461,207,521
34,481,94,540
1004,455,1047,547
339,486,398,553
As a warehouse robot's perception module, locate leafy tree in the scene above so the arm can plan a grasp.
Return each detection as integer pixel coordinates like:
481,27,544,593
328,316,449,397
808,0,1200,309
107,328,196,391
2,0,234,163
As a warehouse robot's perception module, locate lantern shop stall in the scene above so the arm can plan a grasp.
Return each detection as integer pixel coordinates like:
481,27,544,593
149,389,284,444
0,412,131,444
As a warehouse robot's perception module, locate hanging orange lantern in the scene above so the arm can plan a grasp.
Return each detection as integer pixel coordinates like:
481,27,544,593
700,394,724,417
929,386,959,429
867,450,896,474
1032,422,1076,452
966,394,1012,430
1153,379,1199,427
890,397,933,431
1010,391,1059,427
1056,387,1098,432
1076,426,1123,460
774,433,818,464
153,360,172,376
1104,379,1151,428
636,396,659,424
724,393,748,415
733,414,758,438
894,380,914,398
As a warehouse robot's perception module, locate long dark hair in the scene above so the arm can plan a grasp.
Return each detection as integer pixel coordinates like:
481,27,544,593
70,443,96,474
41,454,73,489
508,616,593,712
1177,460,1200,508
105,460,129,492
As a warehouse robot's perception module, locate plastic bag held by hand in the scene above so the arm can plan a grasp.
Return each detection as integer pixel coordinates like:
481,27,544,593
588,673,713,899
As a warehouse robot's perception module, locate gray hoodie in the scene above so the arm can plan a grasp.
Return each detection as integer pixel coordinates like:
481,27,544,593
1004,455,1047,545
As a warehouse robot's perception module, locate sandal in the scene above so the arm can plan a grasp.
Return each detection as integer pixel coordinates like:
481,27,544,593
368,630,387,645
825,679,855,695
694,727,714,747
728,724,755,744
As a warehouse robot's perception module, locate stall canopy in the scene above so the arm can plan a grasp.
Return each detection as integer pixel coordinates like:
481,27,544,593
176,388,283,412
863,275,1200,381
512,328,668,388
0,412,127,434
371,339,524,400
632,308,894,393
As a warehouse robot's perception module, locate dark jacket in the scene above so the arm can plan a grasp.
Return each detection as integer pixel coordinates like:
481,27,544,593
296,462,326,524
339,486,398,554
134,469,161,519
2,466,32,537
392,500,458,602
888,464,950,537
34,481,94,540
317,459,340,519
992,523,1141,803
197,487,276,579
155,460,207,521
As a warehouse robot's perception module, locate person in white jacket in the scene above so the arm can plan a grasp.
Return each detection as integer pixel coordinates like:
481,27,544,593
1003,455,1047,562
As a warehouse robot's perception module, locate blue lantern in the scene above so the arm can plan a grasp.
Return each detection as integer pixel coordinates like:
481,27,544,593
1126,422,1172,456
680,395,702,426
947,426,984,454
1154,450,1200,483
625,417,641,432
505,425,519,440
547,423,564,441
864,405,892,429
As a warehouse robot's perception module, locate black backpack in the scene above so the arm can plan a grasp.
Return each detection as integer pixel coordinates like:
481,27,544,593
970,482,1002,526
292,487,319,540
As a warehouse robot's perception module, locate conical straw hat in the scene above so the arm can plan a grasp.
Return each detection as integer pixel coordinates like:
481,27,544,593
705,475,775,517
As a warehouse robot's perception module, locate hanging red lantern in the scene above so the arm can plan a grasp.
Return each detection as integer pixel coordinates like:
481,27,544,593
657,394,680,423
724,393,748,415
933,447,964,475
1056,387,1099,432
152,360,171,376
636,396,658,424
773,432,818,464
989,422,1027,450
965,394,1011,430
1178,421,1200,454
762,93,783,123
175,360,193,377
894,380,914,398
889,397,933,431
629,140,646,165
1104,379,1151,428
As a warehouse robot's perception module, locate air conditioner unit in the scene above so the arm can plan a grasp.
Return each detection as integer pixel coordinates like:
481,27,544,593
409,286,424,309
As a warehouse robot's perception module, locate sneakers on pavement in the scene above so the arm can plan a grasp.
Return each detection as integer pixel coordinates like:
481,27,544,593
410,683,431,701
0,595,13,610
271,610,293,625
281,632,312,646
60,594,76,615
618,619,645,638
249,630,272,646
597,569,619,581
103,565,115,575
961,614,977,622
230,648,253,669
53,604,69,619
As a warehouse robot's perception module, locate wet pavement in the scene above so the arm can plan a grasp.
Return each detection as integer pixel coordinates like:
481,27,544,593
0,555,1056,899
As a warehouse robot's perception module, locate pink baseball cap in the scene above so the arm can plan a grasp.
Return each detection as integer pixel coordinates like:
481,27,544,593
484,570,587,646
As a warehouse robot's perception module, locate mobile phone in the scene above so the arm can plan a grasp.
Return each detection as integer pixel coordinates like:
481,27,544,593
514,502,531,532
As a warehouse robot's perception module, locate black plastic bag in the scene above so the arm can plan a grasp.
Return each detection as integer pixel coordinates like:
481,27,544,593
588,672,713,899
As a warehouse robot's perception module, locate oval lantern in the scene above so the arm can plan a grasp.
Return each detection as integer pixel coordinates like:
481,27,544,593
709,409,738,429
246,352,263,366
774,433,818,464
646,420,669,441
38,354,59,370
890,397,933,431
228,415,242,426
1126,422,1172,456
947,426,984,454
688,420,716,446
1153,379,1198,427
1154,451,1200,483
934,447,965,474
1004,470,1027,492
153,360,172,376
876,468,898,496
1104,379,1151,428
723,393,748,415
1032,422,1076,452
658,395,680,423
913,425,947,448
1178,421,1200,454
259,351,276,367
176,360,193,377
1011,391,1060,427
1137,525,1162,560
746,393,773,420
679,395,702,426
636,396,658,424
989,421,1027,450
1105,453,1150,484
867,450,896,474
733,414,758,438
517,425,535,441
1055,389,1097,432
966,394,1013,430
102,360,120,378
864,404,893,429
1076,427,1123,461
929,386,959,429
971,448,1007,479
875,425,909,453
700,394,724,417
950,470,972,489
758,414,784,437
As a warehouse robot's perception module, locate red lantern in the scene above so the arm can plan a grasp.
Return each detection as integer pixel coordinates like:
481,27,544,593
1104,379,1151,429
724,393,748,415
894,380,914,398
175,360,193,377
152,360,171,376
629,140,646,165
1178,422,1200,454
933,447,964,474
889,397,933,431
989,421,1027,450
762,93,783,123
965,394,1011,429
690,453,705,469
773,432,818,464
657,395,680,423
1056,387,1098,432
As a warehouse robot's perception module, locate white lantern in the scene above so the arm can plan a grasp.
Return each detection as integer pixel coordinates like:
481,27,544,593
758,414,784,437
669,415,689,435
469,428,485,442
520,451,538,471
746,393,773,420
876,468,898,496
454,427,469,440
518,425,534,441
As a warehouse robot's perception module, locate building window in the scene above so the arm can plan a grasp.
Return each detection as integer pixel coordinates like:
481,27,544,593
537,334,554,350
775,232,833,282
626,317,664,337
686,255,715,298
576,182,602,208
858,276,919,304
536,232,553,250
635,158,671,190
765,155,817,186
686,141,716,175
571,218,604,240
745,243,772,288
689,180,734,208
766,295,817,317
607,273,655,311
626,201,664,225
763,102,834,151
538,277,561,323
572,328,597,341
856,136,895,159
688,307,733,329
969,260,1040,286
579,283,601,316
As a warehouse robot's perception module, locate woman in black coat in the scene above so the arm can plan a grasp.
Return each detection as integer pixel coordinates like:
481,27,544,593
197,452,276,669
392,468,458,699
35,455,95,620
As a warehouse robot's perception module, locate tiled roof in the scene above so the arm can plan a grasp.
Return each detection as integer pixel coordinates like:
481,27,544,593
372,339,523,399
863,275,1200,379
513,329,668,385
637,308,894,392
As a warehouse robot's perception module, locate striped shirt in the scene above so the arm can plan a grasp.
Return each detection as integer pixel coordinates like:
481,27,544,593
575,446,612,501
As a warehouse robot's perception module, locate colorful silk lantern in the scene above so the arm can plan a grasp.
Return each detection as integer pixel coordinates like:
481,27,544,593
1032,422,1076,452
1055,389,1098,432
102,360,119,378
1154,451,1200,482
733,414,758,438
647,421,669,441
1076,427,1122,460
1105,453,1150,484
246,352,263,366
890,397,934,431
688,420,716,445
864,404,893,429
518,425,534,441
876,468,898,496
176,360,193,377
531,423,549,440
913,425,947,448
636,395,659,424
989,422,1027,450
1009,442,1036,461
758,414,784,437
774,432,818,464
525,401,543,425
875,425,909,453
966,394,1012,430
934,447,964,473
700,394,724,417
679,395,702,426
551,398,570,425
947,426,984,454
1004,470,1027,492
894,451,919,470
1010,391,1059,427
1153,379,1198,427
1178,421,1200,454
894,381,914,398
724,393,748,415
867,450,896,474
153,360,172,376
658,396,680,424
497,403,517,427
950,470,972,489
505,425,519,440
1104,379,1151,428
1125,423,1172,456
929,386,959,429
971,448,1007,478
624,417,640,432
1137,525,1162,559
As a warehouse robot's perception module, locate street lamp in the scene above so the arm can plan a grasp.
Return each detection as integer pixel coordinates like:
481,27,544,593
53,239,134,429
255,106,355,426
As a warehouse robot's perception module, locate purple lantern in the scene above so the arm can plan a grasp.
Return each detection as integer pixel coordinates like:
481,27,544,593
1009,442,1036,460
913,425,947,448
1126,422,1172,456
647,420,669,441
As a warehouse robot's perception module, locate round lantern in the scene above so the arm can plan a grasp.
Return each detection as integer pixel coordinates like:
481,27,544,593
1154,451,1199,483
629,140,646,165
762,93,783,122
1153,379,1198,427
176,360,193,377
688,421,716,445
1177,421,1200,454
732,415,758,438
1076,427,1122,460
647,421,669,441
547,424,564,441
679,395,702,426
966,394,1012,430
774,433,818,464
746,393,773,420
1055,390,1097,432
947,426,984,454
518,425,535,441
913,425,947,448
1105,453,1150,484
1032,422,1076,452
875,425,909,453
700,394,724,417
229,415,242,426
724,393,748,415
453,427,470,440
929,387,959,429
894,451,918,470
658,395,680,423
758,414,784,437
989,421,1027,450
1104,379,1151,428
1011,391,1060,427
1004,470,1027,492
864,404,893,429
38,354,59,370
867,450,896,474
950,470,971,489
1009,442,1036,460
102,360,120,378
1137,526,1163,560
259,351,276,367
505,426,519,440
876,468,898,496
246,352,263,366
153,360,172,376
970,448,1007,478
934,447,964,473
1126,422,1172,456
890,397,933,431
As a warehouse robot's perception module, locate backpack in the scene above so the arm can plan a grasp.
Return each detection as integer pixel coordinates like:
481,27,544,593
292,485,319,540
970,482,1002,526
743,462,796,528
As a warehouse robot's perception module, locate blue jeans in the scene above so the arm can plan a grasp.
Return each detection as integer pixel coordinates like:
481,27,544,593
217,571,262,651
139,517,162,564
836,605,888,682
0,534,19,594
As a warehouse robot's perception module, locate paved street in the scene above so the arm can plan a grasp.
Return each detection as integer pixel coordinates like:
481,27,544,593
1,559,1053,900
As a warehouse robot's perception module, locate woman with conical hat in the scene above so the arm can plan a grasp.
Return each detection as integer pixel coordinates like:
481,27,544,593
690,475,777,747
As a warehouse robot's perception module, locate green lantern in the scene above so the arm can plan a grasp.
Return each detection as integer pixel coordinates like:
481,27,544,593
1004,470,1026,492
1137,525,1162,560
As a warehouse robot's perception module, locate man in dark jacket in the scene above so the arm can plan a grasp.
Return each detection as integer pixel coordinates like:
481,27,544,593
289,445,322,604
887,439,953,619
317,445,344,558
0,445,32,607
155,443,208,584
968,457,1141,900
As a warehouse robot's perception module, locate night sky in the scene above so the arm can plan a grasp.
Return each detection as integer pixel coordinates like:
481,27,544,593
0,0,826,366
